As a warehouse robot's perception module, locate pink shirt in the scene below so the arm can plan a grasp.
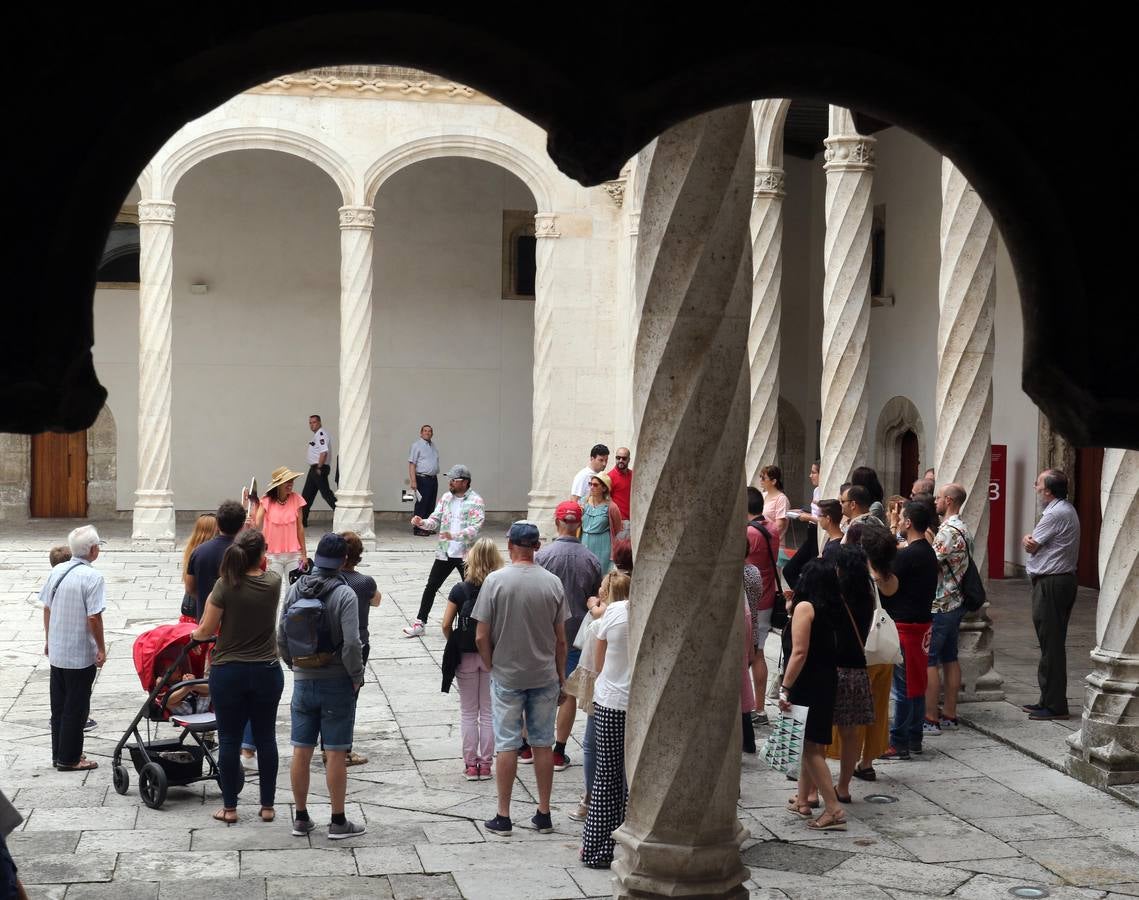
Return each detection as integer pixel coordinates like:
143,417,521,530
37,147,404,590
763,491,789,556
259,493,306,554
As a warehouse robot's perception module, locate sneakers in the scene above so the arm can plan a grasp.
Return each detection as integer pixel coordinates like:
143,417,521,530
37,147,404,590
750,711,769,726
939,716,959,731
531,810,554,833
328,819,367,840
345,751,369,767
568,801,589,822
402,620,425,638
922,719,942,736
484,814,513,836
552,750,571,772
518,745,533,764
478,764,492,780
464,765,480,781
879,746,910,761
83,718,97,731
292,817,316,837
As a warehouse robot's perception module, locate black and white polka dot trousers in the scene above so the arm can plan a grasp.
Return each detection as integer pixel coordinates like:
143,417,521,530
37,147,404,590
581,703,627,867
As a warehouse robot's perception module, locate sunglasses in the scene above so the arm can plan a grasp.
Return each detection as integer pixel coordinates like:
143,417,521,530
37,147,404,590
615,455,630,461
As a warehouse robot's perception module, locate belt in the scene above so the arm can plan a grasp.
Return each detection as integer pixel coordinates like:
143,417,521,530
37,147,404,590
416,472,437,478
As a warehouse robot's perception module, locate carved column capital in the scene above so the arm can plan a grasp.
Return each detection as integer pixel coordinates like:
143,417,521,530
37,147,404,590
754,166,786,199
823,135,876,172
137,200,176,225
534,213,560,238
338,205,375,229
602,179,626,207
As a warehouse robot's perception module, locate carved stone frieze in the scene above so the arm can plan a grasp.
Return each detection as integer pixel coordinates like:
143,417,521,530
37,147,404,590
250,66,489,104
533,213,560,238
753,166,786,198
137,201,176,225
823,136,876,170
338,205,376,229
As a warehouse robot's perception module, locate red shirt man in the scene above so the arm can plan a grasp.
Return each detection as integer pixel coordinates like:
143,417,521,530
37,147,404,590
606,448,633,521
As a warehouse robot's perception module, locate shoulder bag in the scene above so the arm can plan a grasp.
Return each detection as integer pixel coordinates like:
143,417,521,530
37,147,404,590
862,577,903,666
943,524,986,613
750,519,789,630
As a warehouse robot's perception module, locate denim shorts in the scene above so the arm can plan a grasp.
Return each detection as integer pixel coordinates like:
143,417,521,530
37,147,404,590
290,677,356,750
565,647,582,678
928,604,968,666
490,679,560,752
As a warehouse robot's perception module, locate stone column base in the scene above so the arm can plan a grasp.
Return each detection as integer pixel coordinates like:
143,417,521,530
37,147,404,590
527,489,559,539
132,490,175,544
1067,650,1139,787
332,492,375,547
957,607,1005,702
612,821,750,900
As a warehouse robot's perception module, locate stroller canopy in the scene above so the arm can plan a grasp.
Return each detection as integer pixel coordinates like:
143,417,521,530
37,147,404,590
132,622,206,693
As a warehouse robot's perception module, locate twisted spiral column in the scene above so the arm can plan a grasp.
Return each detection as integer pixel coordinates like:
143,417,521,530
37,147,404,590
332,206,376,544
612,105,753,900
1068,450,1139,785
819,109,874,504
745,167,784,485
132,200,177,543
936,160,1003,700
527,213,561,536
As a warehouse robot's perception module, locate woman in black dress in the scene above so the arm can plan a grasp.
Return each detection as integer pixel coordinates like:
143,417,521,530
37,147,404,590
778,560,845,830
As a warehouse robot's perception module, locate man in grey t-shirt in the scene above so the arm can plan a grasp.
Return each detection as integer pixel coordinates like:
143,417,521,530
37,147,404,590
473,521,569,836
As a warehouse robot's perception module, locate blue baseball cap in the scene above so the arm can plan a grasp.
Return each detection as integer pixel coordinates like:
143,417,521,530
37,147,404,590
313,533,348,569
507,520,541,549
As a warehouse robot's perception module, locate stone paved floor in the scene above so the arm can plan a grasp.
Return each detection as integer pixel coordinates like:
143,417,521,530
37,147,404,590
1,520,1133,899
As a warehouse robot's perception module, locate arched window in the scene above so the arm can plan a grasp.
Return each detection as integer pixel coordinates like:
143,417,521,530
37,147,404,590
501,210,536,300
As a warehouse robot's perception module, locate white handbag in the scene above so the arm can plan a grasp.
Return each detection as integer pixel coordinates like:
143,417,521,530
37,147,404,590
862,578,903,666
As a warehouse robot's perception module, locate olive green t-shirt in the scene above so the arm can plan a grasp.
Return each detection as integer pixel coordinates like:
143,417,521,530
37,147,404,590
207,571,281,665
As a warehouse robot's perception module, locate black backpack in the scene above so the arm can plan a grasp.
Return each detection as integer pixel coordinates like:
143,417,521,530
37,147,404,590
942,524,987,613
453,582,481,653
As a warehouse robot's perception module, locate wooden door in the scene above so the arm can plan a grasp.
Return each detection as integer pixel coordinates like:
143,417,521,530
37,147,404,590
31,431,87,517
899,430,919,495
1075,446,1103,589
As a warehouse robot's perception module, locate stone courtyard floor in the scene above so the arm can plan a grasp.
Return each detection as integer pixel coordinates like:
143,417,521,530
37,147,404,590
2,519,1136,899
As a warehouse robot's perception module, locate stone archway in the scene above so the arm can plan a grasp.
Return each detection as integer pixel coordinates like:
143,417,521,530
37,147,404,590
875,395,926,498
777,396,807,507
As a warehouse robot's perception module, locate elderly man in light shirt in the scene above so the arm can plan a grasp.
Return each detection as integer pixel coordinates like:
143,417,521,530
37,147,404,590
41,524,107,771
1022,468,1081,721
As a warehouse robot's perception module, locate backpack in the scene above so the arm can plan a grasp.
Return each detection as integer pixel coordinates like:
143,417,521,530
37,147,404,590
942,524,987,613
453,582,481,654
284,577,345,668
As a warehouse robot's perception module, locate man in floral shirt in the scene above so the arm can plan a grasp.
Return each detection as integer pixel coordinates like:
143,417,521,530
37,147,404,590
924,483,971,735
404,465,486,637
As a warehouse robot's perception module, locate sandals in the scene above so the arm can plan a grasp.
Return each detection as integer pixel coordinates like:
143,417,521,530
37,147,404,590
785,799,814,819
56,758,98,772
212,808,238,825
807,810,847,831
788,794,820,809
259,807,275,823
836,792,852,804
853,765,877,781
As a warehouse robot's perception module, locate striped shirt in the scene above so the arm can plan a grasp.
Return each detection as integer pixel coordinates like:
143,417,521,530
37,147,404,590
1026,498,1080,577
40,558,106,669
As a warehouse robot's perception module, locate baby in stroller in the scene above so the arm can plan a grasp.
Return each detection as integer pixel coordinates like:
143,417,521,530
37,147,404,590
154,646,211,718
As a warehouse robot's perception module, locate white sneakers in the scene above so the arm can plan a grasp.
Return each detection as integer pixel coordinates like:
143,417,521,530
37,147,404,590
402,620,425,638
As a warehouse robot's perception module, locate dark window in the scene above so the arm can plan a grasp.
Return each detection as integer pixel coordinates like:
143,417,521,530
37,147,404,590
870,206,886,298
514,234,536,297
97,221,140,284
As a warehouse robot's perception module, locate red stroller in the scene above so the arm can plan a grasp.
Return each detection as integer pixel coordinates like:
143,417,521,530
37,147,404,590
111,623,220,809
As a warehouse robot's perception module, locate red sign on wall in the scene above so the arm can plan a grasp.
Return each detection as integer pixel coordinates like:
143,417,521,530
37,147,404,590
988,445,1006,579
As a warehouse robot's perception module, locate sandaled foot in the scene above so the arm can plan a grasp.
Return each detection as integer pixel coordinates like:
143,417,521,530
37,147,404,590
785,799,814,819
212,808,238,825
259,807,275,822
787,794,820,809
807,810,847,831
56,758,98,771
836,792,852,804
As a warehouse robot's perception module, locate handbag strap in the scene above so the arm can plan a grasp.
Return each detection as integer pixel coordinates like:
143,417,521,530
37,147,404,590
840,600,867,651
51,561,84,602
939,523,971,589
751,521,785,594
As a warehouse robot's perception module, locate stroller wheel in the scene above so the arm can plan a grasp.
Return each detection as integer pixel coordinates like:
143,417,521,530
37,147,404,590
112,764,130,795
139,762,168,809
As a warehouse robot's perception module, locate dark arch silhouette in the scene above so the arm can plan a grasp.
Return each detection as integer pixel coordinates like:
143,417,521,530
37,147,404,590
7,13,1132,448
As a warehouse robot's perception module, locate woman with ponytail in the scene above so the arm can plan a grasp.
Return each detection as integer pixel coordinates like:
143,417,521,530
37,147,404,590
192,528,284,825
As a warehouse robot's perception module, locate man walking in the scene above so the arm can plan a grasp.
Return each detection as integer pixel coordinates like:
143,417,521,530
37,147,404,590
474,521,569,836
185,499,246,622
924,483,971,735
606,448,633,528
408,424,440,535
301,414,337,527
571,444,609,503
1022,469,1081,721
280,533,366,839
405,465,485,637
41,525,106,771
535,501,602,771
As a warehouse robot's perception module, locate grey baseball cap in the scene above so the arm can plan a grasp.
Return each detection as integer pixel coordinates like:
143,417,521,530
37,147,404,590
446,464,471,481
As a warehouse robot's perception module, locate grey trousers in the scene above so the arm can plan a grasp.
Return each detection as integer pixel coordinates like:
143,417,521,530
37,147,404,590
1030,572,1078,715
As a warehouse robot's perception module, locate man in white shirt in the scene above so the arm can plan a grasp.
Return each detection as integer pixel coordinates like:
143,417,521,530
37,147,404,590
41,524,107,771
302,414,337,527
570,444,610,502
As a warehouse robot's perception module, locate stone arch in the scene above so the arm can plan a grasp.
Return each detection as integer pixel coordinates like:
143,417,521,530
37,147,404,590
86,405,117,517
876,395,927,498
363,132,554,212
752,98,792,170
159,125,356,204
777,396,807,507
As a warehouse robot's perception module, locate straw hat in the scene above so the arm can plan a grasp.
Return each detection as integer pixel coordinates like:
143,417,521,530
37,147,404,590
591,472,612,493
266,465,304,493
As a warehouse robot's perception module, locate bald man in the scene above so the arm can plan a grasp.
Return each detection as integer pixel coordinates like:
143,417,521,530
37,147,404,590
925,483,971,735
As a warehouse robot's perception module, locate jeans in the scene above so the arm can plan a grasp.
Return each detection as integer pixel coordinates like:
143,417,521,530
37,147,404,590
50,665,97,766
490,679,559,752
209,660,284,808
290,677,357,749
582,713,596,799
416,557,466,623
266,552,301,588
890,655,925,753
301,464,337,525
